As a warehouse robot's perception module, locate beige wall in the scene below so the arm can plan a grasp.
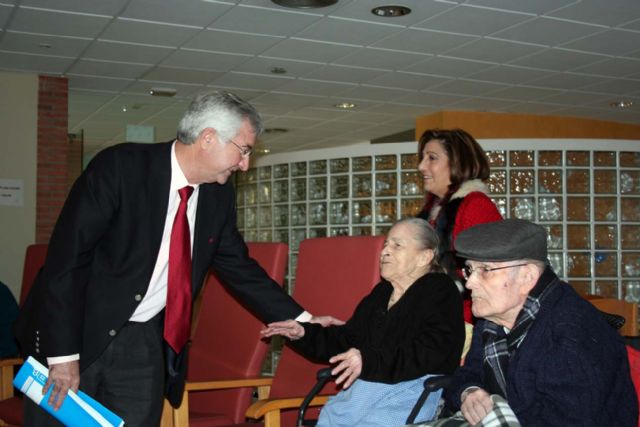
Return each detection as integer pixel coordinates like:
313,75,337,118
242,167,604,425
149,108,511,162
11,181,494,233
0,71,38,299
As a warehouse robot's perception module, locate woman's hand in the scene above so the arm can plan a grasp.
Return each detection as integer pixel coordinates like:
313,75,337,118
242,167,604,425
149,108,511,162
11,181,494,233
260,319,305,340
329,347,362,389
309,315,346,327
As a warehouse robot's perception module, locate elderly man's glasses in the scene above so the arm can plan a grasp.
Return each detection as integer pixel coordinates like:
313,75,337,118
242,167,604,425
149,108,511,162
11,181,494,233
463,263,529,280
228,139,253,157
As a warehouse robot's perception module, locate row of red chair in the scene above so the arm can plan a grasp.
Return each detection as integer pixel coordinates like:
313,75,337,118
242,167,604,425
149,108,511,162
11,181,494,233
1,236,385,427
163,235,384,427
5,239,638,427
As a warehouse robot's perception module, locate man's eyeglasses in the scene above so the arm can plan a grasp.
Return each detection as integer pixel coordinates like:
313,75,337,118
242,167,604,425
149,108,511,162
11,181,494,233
228,139,253,158
462,263,529,280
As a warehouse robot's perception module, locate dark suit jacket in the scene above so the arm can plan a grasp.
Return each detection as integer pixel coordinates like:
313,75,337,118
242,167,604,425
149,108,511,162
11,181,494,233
16,141,303,404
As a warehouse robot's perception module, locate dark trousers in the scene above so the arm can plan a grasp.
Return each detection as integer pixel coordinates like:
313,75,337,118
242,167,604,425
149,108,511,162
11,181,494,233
24,313,165,427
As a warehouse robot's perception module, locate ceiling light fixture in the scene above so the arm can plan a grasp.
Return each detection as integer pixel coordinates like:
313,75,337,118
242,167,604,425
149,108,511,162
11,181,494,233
149,87,177,97
334,102,356,109
264,128,289,134
271,67,287,74
271,0,337,8
371,5,411,17
609,100,634,109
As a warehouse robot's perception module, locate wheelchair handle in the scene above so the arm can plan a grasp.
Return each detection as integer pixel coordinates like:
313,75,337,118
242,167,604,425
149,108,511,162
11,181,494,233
297,367,334,427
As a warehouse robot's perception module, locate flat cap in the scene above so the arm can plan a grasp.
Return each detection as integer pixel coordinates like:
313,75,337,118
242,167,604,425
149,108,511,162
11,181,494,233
456,219,548,262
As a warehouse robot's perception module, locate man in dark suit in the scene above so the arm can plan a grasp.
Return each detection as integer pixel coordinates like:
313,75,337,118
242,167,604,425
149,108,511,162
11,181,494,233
16,91,322,426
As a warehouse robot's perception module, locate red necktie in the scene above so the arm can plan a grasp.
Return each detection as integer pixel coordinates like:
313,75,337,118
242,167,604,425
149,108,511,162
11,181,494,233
164,185,194,353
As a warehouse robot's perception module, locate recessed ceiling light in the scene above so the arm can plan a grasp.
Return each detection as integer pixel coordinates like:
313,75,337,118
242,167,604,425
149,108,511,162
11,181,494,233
271,67,287,74
371,5,411,17
149,87,177,97
122,106,127,112
264,128,289,134
271,0,337,8
334,102,356,109
255,148,271,155
609,100,634,109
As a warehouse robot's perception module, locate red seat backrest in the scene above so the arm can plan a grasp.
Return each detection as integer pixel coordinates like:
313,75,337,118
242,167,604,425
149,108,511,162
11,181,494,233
20,244,48,306
187,242,288,425
268,235,385,427
626,345,640,427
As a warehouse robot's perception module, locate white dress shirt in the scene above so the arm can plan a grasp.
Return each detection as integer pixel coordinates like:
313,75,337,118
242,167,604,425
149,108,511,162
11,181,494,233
129,142,199,322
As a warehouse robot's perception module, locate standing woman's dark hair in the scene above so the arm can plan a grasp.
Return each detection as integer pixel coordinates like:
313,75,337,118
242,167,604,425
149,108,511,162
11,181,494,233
416,128,502,323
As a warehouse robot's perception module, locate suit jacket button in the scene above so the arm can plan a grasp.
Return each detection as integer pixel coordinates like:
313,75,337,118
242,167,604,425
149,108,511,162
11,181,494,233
135,294,142,301
109,329,117,336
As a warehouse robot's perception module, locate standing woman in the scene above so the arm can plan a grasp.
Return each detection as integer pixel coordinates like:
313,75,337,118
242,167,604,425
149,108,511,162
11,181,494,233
417,129,502,323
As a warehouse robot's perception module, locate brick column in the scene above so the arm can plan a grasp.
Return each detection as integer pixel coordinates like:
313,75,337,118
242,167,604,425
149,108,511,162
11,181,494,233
36,75,69,243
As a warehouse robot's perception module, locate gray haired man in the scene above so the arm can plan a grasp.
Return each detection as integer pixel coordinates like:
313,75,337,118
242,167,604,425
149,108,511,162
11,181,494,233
17,91,328,426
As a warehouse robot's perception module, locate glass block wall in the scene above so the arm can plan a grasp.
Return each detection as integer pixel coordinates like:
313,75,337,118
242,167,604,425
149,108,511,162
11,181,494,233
484,146,640,299
236,140,639,300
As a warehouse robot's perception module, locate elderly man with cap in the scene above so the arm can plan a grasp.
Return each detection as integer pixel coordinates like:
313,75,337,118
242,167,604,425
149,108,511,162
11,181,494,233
411,218,637,427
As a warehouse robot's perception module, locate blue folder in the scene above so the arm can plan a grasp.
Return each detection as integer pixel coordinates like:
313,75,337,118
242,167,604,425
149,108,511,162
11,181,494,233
14,356,124,427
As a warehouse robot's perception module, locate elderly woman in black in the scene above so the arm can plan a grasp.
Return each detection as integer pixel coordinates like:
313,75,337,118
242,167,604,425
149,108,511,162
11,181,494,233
261,218,465,426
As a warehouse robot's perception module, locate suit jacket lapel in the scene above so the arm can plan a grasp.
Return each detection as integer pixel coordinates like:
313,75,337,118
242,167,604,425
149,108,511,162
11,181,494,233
146,142,173,273
191,183,216,293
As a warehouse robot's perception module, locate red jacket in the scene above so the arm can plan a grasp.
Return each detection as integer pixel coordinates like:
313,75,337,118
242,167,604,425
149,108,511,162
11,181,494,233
421,180,503,323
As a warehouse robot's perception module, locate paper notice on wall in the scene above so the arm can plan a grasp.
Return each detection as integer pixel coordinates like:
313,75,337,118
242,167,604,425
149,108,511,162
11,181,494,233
0,179,24,207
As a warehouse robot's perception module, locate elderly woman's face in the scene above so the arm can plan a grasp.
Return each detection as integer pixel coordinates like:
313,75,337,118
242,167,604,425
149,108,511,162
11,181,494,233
418,139,451,199
380,223,431,284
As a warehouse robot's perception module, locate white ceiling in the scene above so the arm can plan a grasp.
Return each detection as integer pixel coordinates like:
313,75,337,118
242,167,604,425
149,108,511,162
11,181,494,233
1,0,640,157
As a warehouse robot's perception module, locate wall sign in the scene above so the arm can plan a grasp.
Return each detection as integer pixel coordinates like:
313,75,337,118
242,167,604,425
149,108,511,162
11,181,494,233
0,179,24,207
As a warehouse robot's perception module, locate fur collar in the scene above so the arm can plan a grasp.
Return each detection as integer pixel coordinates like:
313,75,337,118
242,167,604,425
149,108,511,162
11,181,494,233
429,179,489,221
450,179,489,201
